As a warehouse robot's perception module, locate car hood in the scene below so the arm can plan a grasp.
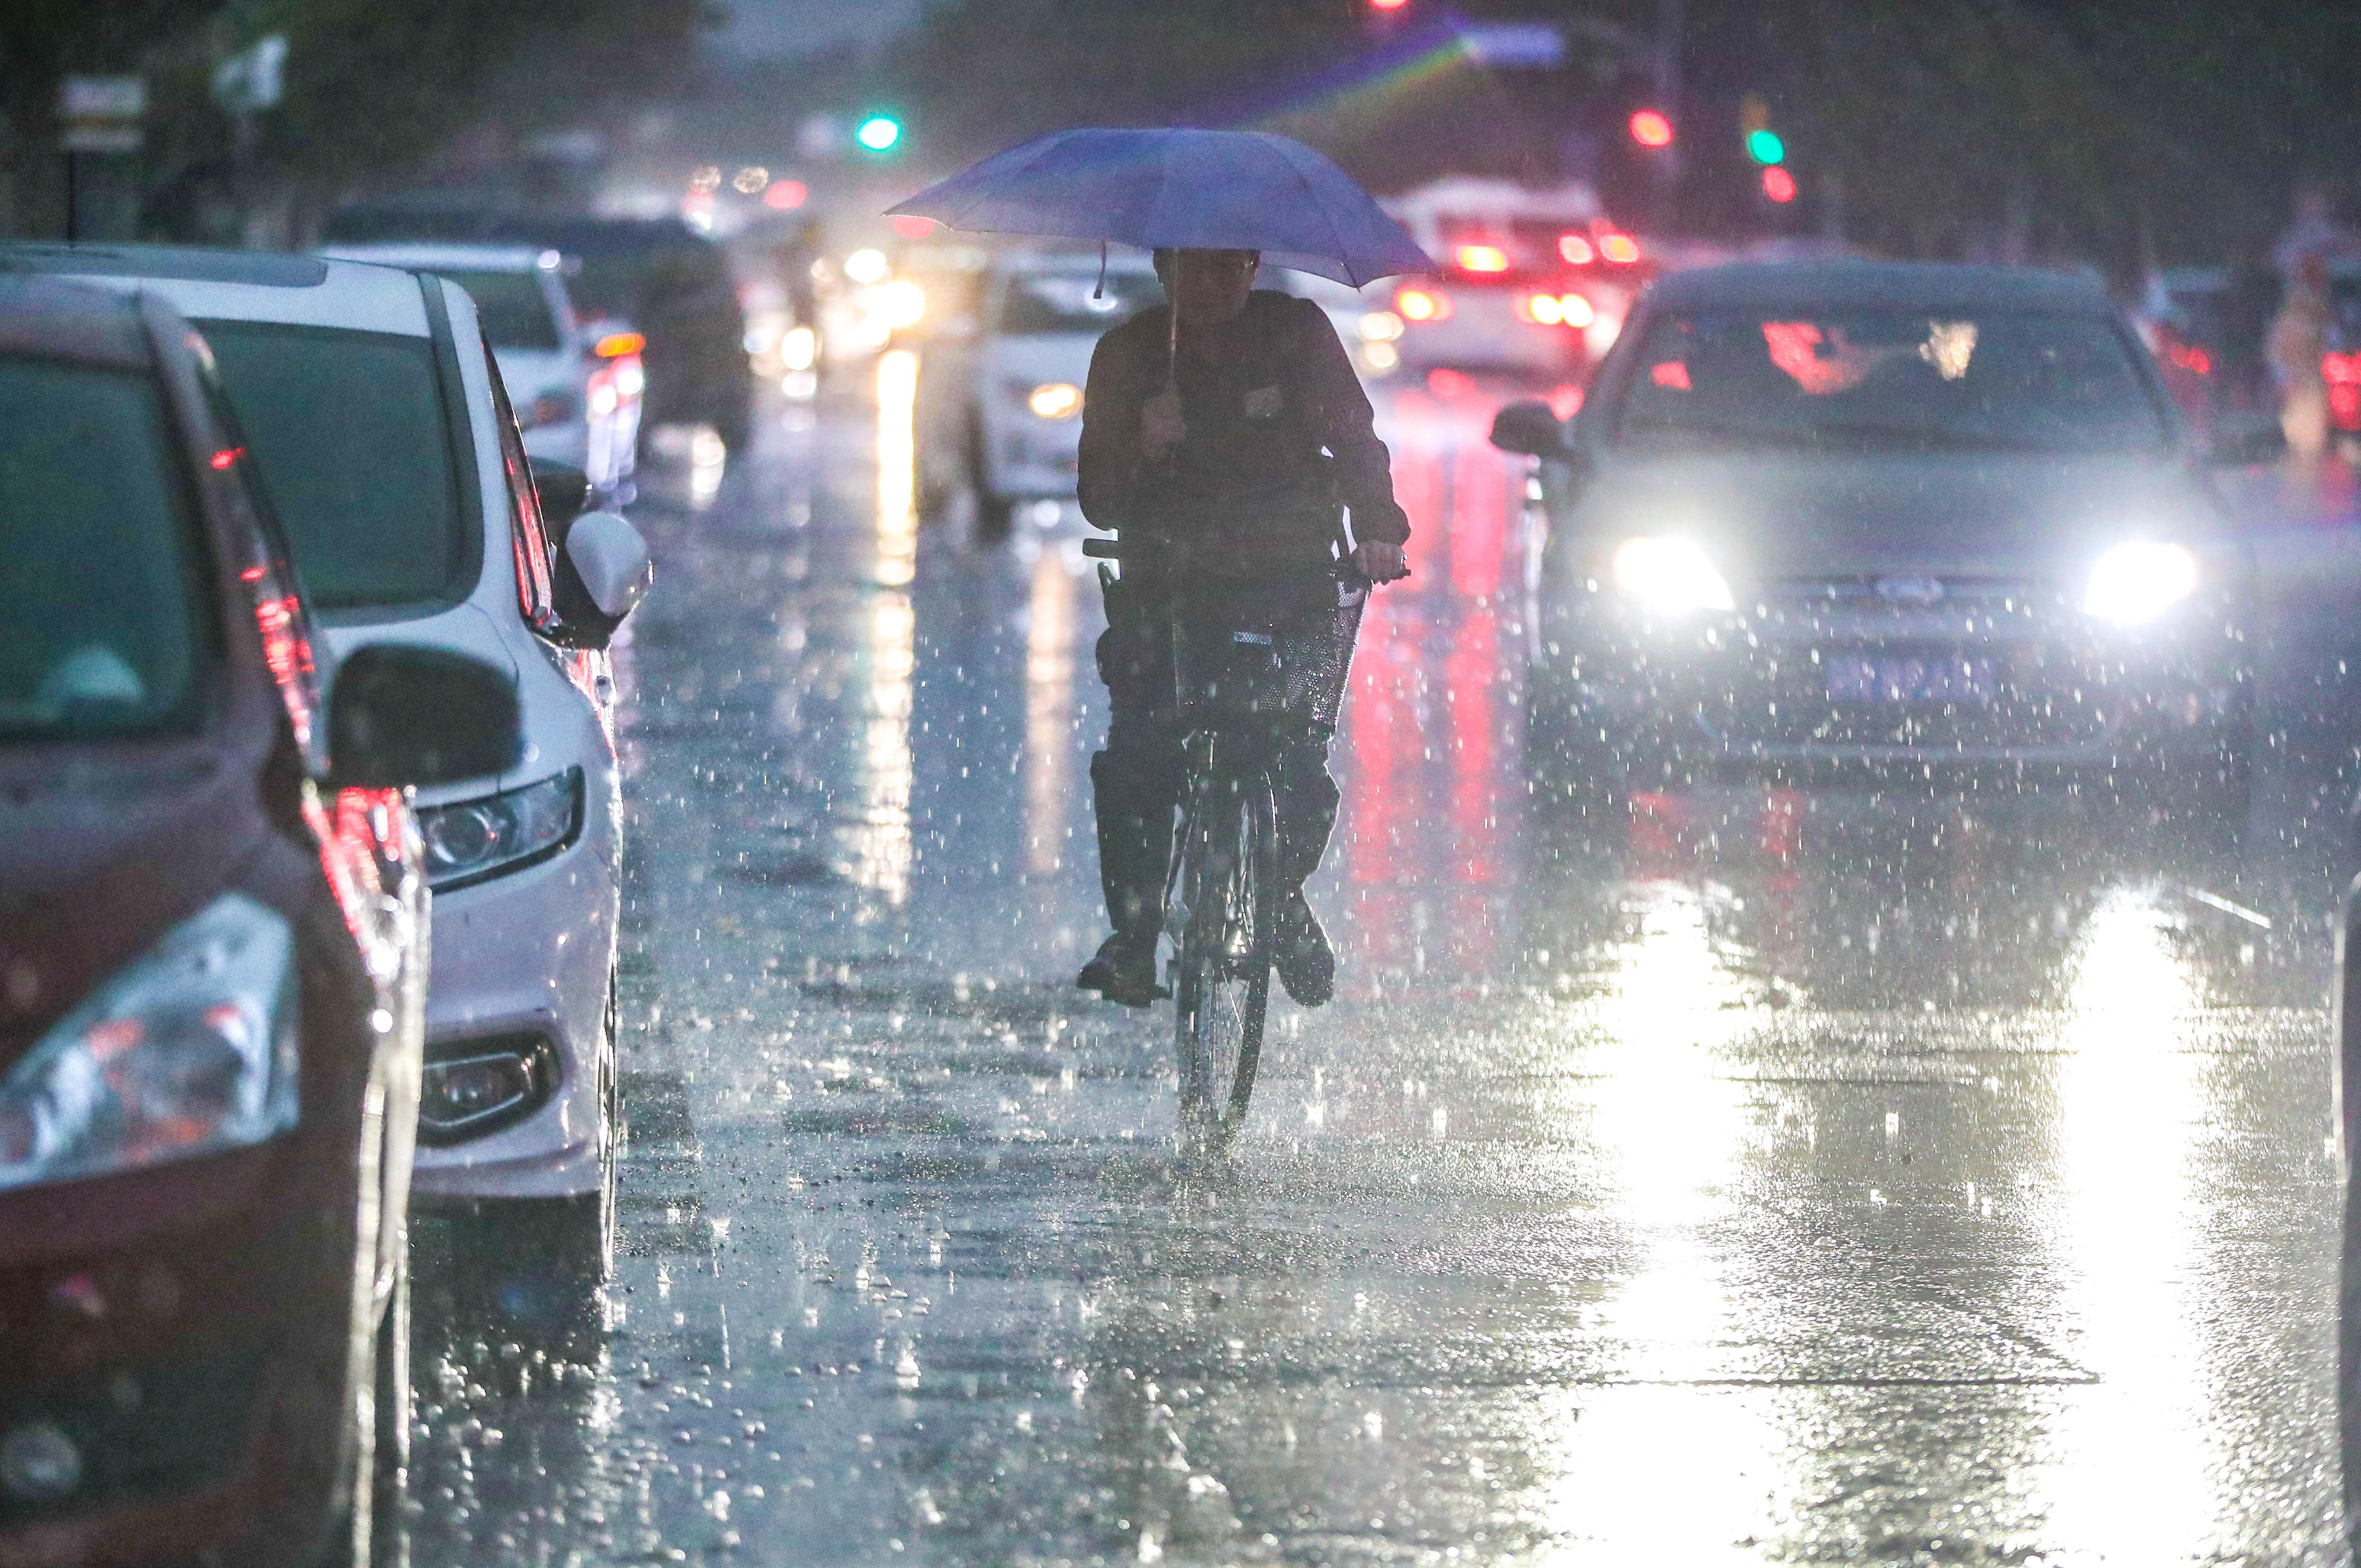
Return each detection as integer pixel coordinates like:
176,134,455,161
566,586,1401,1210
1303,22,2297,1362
1568,448,2229,581
0,733,273,1048
985,334,1098,389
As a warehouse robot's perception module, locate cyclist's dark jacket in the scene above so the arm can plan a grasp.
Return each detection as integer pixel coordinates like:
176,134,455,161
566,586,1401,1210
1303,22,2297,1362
1077,291,1410,569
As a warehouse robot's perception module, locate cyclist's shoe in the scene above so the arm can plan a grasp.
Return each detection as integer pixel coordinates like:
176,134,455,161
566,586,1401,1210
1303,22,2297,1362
1077,932,1167,1007
1272,893,1335,1007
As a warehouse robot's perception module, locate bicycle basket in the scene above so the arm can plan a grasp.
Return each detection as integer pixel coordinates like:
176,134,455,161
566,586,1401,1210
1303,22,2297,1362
1172,575,1366,741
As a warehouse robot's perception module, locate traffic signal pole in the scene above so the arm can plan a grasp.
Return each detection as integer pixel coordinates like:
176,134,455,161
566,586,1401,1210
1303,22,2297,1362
1651,0,1684,234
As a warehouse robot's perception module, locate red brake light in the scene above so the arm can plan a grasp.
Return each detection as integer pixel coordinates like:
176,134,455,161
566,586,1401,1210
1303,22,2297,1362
2324,352,2361,385
1598,233,1641,264
1650,361,1691,390
210,447,243,470
1628,110,1675,148
1558,234,1595,265
594,331,646,359
1455,245,1509,274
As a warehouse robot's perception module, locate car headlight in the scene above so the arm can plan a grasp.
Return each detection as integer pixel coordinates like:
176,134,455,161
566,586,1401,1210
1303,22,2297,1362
0,893,298,1193
416,768,583,891
1612,536,1735,614
2083,541,2198,626
1026,382,1083,420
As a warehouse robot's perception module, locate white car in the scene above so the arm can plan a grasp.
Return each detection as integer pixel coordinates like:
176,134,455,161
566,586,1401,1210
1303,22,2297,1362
9,243,654,1263
320,242,644,499
940,250,1164,537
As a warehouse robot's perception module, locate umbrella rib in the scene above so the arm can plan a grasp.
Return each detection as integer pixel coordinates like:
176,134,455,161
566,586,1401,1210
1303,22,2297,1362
1258,134,1358,286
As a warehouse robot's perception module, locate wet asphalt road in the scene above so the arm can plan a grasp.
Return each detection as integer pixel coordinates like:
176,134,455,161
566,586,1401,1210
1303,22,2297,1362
406,366,2361,1566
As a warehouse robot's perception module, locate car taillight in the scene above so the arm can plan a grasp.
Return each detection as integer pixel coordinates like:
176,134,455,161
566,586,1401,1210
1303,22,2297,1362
2328,353,2361,431
1558,234,1595,265
1519,292,1594,328
1598,233,1642,264
1454,245,1509,274
1394,287,1451,323
592,330,645,359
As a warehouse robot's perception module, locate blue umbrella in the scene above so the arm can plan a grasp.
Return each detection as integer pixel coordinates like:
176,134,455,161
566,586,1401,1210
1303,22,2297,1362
885,128,1433,288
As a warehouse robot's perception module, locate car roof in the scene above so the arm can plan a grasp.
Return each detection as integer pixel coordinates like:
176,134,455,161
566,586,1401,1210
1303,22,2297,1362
0,242,432,335
318,242,555,272
1649,260,2117,315
0,274,155,369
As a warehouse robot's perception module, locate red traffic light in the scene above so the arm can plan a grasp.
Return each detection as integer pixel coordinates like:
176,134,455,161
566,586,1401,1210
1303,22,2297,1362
1628,109,1674,148
1762,166,1798,203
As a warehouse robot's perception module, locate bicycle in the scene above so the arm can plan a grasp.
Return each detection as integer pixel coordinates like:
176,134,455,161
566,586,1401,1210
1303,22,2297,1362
1082,535,1367,1150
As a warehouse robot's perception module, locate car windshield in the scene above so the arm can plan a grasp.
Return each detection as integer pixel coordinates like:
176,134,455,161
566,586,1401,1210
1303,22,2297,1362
198,320,471,612
0,357,207,741
1615,307,2168,455
436,269,563,350
999,271,1163,335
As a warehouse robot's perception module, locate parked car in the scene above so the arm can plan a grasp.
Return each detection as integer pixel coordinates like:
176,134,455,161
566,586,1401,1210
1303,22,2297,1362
5,244,654,1269
920,249,1163,539
1491,260,2260,817
322,203,751,456
317,242,643,498
0,275,519,1565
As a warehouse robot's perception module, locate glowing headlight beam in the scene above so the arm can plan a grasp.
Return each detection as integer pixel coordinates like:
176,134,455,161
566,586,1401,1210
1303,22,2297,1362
2083,541,2197,626
1612,537,1735,614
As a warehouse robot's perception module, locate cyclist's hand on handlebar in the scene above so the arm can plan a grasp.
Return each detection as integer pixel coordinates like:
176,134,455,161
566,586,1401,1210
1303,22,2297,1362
1142,391,1186,457
1353,541,1410,584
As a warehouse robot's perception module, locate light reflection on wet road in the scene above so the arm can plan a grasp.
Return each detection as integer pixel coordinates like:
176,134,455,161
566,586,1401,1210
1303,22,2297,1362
405,368,2361,1565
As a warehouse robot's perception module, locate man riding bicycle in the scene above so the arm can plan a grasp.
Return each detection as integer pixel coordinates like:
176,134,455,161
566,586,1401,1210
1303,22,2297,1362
1075,246,1411,1010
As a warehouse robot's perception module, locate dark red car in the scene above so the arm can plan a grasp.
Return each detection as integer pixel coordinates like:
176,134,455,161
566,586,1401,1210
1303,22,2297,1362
0,277,518,1565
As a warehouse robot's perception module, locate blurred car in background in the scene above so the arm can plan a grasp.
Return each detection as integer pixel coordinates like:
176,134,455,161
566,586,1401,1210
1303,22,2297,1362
323,204,752,458
317,243,642,498
1375,176,1650,389
1493,261,2259,821
920,249,1163,540
0,274,517,1566
9,244,654,1274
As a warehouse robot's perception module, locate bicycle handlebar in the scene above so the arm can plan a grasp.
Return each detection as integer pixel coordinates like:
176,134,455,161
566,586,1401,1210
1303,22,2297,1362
1081,534,1380,586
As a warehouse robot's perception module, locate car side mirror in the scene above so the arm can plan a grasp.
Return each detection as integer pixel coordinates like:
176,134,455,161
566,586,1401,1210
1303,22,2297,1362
1489,399,1568,458
531,459,592,534
2207,413,2287,466
550,511,653,649
327,644,521,789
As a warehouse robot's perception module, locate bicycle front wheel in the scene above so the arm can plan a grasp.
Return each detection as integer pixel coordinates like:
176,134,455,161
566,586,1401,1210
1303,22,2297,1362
1175,773,1277,1149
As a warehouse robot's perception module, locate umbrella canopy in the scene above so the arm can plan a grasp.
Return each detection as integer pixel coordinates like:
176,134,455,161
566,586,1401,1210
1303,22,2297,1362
887,128,1433,288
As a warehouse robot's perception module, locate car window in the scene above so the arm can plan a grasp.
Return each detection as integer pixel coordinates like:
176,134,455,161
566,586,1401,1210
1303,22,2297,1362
1616,308,2167,456
196,320,471,612
438,269,564,351
482,339,560,634
0,356,210,741
999,271,1163,335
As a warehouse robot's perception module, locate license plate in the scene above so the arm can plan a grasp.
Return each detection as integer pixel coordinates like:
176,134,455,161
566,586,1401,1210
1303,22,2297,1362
1825,654,1995,704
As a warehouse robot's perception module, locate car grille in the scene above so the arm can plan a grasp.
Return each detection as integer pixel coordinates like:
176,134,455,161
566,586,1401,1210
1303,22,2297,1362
1701,577,2114,753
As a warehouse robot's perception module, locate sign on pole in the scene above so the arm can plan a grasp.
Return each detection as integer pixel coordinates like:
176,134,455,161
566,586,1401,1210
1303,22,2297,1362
211,36,289,115
60,76,146,154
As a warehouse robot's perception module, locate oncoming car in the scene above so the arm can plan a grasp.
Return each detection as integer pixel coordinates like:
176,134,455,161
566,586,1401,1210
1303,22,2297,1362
934,250,1163,539
5,244,653,1271
1491,261,2255,817
0,276,517,1565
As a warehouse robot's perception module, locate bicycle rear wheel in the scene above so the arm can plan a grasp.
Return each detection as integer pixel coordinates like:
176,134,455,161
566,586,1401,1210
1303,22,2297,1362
1174,773,1277,1150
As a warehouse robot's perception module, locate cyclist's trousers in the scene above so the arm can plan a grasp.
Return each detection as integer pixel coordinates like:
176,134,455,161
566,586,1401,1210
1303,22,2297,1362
1092,609,1339,940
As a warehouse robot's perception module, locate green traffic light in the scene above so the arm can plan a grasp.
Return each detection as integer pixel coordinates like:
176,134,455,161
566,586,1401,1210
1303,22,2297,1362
1746,128,1785,166
856,115,903,153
